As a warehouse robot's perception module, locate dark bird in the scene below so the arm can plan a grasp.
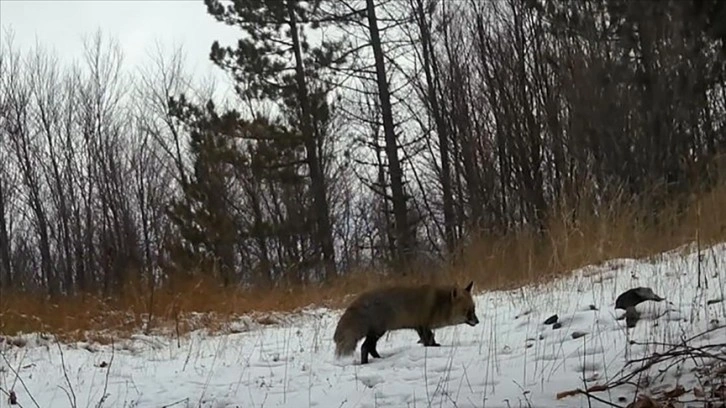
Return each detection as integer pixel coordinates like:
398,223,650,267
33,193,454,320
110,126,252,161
615,287,664,310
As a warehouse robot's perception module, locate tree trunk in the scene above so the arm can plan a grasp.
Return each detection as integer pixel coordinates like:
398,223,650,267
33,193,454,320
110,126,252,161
0,183,12,288
365,0,411,266
414,0,456,253
287,0,337,280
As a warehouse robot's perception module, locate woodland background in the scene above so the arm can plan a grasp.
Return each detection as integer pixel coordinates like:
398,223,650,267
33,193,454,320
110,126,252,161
1,0,726,336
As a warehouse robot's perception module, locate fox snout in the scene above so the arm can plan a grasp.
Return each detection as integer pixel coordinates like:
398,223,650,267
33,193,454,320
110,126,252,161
465,309,479,326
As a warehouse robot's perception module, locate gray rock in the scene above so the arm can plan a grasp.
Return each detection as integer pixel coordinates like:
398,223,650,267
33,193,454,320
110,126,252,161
543,314,558,325
572,331,587,339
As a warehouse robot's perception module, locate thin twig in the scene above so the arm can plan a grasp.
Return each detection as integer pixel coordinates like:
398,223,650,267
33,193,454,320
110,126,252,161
161,397,190,407
95,339,115,408
0,350,41,408
57,341,78,408
0,386,26,408
577,389,625,408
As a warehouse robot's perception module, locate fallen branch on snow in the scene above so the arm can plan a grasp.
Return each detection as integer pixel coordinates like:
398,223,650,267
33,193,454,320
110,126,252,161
556,326,726,407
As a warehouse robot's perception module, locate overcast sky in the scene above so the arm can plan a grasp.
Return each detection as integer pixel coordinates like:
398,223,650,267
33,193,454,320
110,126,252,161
1,0,239,91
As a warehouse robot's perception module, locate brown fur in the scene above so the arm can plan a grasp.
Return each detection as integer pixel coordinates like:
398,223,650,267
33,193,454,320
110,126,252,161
333,281,479,364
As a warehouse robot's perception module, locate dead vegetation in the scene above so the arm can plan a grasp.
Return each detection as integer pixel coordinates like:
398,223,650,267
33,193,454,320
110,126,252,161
2,182,726,343
557,326,726,407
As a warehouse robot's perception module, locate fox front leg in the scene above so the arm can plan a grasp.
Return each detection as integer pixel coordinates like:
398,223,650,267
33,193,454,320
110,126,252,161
416,327,440,347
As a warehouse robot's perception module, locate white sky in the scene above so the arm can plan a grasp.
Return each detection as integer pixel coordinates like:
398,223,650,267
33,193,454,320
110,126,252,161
0,0,239,90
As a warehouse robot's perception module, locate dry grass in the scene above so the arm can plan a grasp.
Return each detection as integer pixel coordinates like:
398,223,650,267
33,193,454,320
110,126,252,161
453,184,726,290
2,183,726,342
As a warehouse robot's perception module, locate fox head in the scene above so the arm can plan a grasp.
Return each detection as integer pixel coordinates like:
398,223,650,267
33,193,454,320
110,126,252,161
451,281,479,327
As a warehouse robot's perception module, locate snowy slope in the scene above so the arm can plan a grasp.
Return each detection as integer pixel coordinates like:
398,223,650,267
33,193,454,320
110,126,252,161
2,243,725,408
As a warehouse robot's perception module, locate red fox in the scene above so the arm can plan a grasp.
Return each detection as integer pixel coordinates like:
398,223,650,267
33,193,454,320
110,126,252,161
333,281,479,364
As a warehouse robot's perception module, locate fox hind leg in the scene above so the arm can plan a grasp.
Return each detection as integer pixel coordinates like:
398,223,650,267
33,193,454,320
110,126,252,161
366,335,382,358
361,330,384,364
416,327,440,347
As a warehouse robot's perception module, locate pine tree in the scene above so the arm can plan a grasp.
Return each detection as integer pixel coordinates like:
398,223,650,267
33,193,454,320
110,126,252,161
166,97,243,286
205,0,346,279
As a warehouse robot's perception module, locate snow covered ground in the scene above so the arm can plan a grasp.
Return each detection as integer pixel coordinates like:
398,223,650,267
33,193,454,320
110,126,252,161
2,243,726,408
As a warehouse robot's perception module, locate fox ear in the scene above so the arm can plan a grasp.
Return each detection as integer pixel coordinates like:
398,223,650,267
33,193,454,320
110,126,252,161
450,288,459,299
465,281,473,293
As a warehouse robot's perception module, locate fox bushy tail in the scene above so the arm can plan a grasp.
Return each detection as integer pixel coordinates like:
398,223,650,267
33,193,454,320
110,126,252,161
334,309,366,357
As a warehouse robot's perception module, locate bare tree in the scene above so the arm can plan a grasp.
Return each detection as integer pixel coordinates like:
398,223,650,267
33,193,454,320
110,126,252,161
75,31,141,294
2,43,59,296
0,37,15,289
364,0,413,266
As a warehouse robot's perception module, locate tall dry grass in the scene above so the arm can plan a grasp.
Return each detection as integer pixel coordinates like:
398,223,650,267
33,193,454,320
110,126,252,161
454,183,726,289
2,182,726,341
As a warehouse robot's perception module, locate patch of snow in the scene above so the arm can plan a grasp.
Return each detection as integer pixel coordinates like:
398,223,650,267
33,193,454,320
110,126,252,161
1,243,725,407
